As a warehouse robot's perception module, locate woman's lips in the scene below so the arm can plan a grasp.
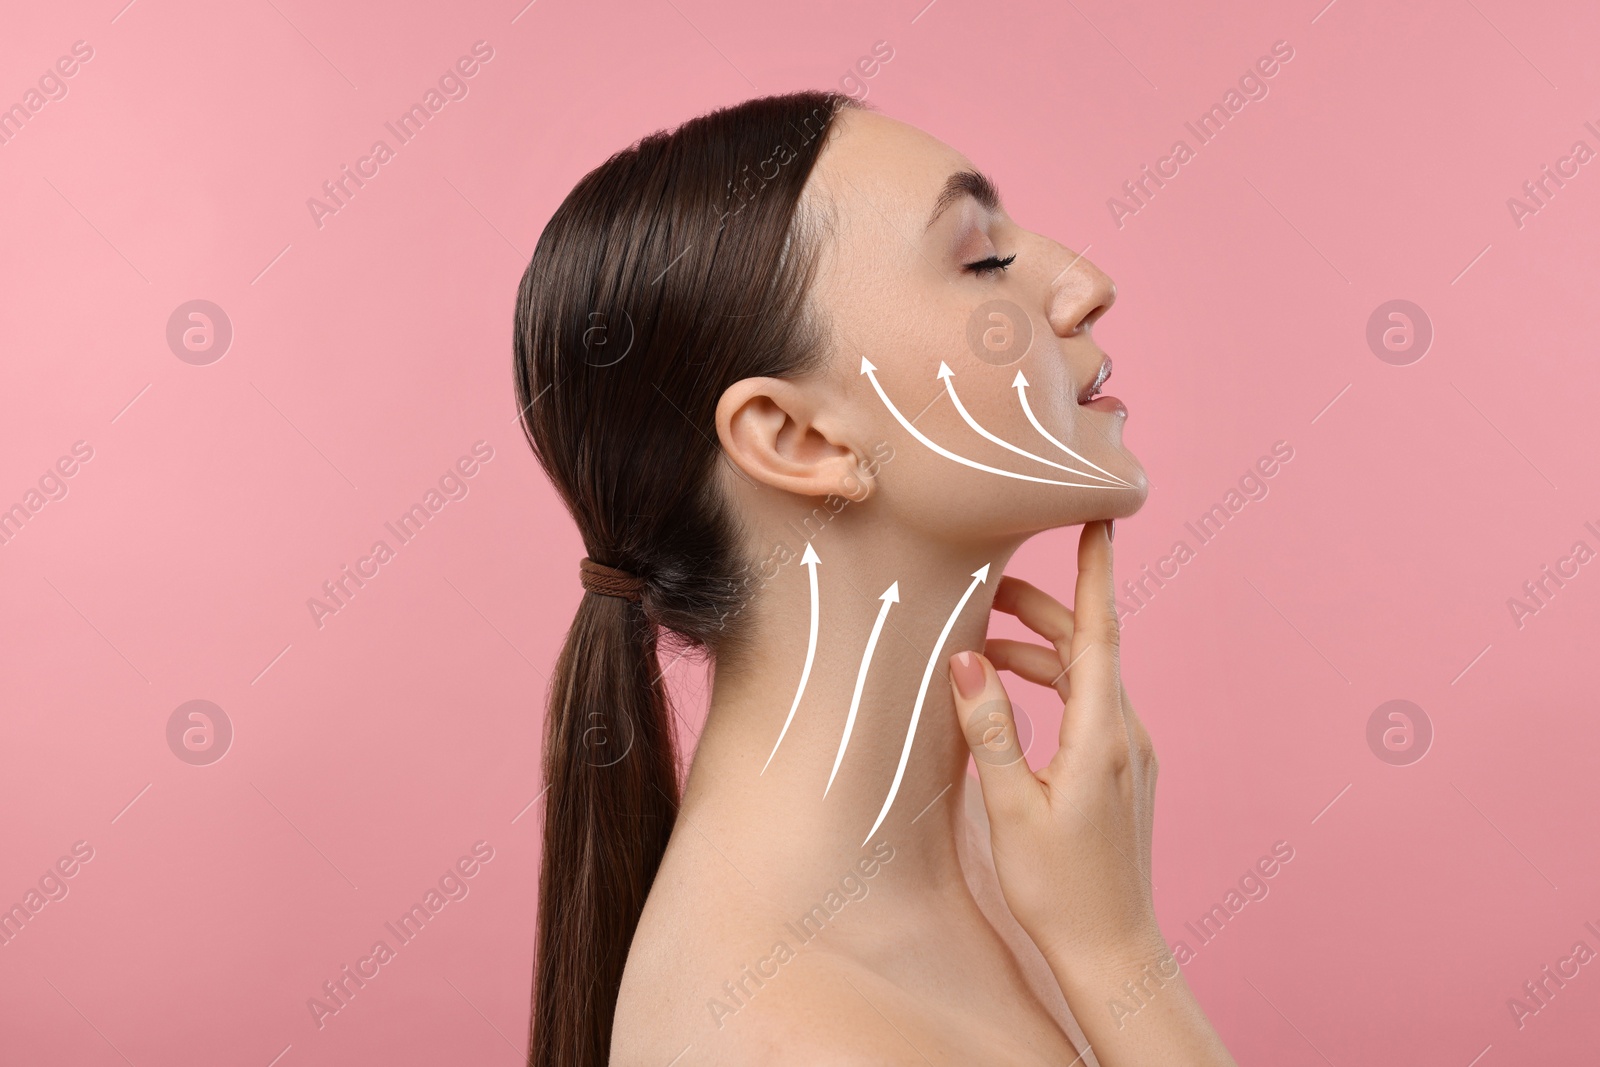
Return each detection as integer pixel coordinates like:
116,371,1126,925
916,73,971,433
1078,356,1113,403
1080,394,1127,417
1078,356,1125,415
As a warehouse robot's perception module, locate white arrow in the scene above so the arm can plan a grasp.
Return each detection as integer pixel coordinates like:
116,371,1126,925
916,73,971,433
1013,370,1133,486
861,358,1118,489
762,543,820,775
862,564,990,845
825,581,899,798
938,362,1126,485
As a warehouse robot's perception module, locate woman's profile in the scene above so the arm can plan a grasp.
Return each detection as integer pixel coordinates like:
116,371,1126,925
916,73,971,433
513,90,1238,1066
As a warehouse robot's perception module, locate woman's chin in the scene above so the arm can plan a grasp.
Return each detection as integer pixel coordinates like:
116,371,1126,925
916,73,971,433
1090,449,1149,516
1116,482,1151,518
1098,479,1149,521
1094,467,1151,521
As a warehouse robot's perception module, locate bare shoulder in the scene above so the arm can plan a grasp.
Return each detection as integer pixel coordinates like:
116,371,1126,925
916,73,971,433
610,833,941,1066
610,788,1076,1066
698,953,946,1066
613,930,935,1066
612,874,1071,1065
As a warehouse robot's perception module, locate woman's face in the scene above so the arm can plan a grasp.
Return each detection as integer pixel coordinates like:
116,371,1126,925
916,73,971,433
803,107,1148,543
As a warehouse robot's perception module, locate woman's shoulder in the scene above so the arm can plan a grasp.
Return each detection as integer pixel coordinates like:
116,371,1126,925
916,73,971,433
609,828,1077,1066
609,821,956,1065
611,890,925,1066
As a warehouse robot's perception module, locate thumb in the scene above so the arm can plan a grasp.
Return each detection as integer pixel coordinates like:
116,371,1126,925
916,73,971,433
948,650,1039,821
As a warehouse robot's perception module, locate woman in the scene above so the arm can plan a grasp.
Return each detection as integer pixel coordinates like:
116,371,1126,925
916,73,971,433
514,90,1237,1066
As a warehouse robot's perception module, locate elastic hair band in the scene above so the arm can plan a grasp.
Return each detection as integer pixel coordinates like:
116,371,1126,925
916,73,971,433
579,557,645,603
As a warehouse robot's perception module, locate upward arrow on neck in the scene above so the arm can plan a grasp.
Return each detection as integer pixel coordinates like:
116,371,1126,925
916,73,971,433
761,543,820,775
862,564,990,846
825,581,900,798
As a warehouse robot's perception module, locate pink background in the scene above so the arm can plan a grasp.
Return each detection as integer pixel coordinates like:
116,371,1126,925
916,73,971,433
3,0,1597,1063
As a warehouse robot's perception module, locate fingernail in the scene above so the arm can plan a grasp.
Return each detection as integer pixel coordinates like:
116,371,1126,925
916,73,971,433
1108,519,1116,542
950,650,986,700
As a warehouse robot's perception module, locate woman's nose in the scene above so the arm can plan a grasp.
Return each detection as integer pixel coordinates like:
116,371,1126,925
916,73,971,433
1047,254,1116,338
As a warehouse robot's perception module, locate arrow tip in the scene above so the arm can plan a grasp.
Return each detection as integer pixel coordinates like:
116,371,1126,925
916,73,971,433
802,543,820,565
936,361,953,379
859,356,876,374
881,581,900,602
973,563,992,582
1012,370,1028,388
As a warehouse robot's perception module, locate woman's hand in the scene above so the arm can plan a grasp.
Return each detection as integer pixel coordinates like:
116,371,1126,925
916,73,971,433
948,520,1235,1065
948,519,1160,970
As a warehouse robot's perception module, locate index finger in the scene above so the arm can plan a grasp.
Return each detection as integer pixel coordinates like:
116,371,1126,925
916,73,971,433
1061,520,1124,751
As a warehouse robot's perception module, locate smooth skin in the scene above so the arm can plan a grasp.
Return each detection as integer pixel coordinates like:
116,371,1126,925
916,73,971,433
610,106,1235,1065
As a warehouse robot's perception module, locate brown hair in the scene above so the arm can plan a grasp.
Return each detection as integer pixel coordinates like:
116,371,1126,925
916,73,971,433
512,90,856,1066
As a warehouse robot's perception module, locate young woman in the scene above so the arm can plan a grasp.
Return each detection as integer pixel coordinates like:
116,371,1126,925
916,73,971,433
514,90,1237,1066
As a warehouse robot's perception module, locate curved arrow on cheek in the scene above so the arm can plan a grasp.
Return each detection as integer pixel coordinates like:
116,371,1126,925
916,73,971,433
860,358,1120,489
939,362,1128,485
1012,370,1133,486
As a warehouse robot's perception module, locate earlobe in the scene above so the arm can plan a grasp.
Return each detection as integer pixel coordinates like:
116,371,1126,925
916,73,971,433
716,377,874,501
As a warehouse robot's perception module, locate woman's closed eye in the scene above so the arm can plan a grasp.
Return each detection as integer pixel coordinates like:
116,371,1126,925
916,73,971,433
962,252,1016,277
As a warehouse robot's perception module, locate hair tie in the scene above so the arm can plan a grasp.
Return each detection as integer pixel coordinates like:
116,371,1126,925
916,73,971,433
579,557,645,602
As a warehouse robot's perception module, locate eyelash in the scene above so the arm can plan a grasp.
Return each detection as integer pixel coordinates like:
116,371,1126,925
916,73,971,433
962,253,1016,277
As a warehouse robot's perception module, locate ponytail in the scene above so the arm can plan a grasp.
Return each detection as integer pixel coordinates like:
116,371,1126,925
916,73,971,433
530,588,679,1066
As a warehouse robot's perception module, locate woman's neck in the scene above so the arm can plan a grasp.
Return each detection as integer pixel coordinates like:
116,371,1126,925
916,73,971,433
679,517,1019,893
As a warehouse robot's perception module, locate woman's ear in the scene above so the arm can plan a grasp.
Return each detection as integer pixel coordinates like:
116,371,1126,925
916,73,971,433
715,376,874,501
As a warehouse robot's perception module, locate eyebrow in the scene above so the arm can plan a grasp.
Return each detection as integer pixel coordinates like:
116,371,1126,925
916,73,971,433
925,168,1002,230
